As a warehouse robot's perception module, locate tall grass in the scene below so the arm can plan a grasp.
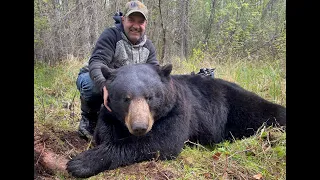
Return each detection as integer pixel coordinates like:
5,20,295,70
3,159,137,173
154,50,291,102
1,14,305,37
171,56,286,107
34,56,286,179
34,58,83,131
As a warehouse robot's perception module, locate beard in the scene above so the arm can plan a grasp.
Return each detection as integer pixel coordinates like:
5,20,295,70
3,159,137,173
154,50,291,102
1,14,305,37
126,27,143,44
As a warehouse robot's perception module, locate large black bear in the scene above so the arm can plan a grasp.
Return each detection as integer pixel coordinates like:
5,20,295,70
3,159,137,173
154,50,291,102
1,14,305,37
67,63,286,178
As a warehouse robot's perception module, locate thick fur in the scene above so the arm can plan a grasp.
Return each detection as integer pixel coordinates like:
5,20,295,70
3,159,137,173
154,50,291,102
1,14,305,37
67,63,286,178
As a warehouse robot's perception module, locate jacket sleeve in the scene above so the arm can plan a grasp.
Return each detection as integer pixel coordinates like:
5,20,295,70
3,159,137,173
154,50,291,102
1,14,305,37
145,39,159,66
88,28,118,92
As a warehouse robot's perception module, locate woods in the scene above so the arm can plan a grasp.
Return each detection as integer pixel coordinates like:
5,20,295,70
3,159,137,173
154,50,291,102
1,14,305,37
34,0,286,65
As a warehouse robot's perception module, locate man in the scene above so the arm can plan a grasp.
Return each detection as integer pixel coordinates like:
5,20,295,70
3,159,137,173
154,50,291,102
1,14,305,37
76,0,159,140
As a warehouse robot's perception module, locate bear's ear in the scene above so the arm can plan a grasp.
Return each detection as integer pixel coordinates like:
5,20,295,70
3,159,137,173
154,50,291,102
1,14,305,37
160,64,173,77
101,64,116,80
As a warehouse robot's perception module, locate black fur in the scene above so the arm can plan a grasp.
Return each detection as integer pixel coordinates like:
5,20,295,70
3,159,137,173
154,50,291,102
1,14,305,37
67,63,286,178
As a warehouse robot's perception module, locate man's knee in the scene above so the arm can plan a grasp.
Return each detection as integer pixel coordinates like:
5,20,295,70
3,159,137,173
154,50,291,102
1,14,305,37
76,72,102,102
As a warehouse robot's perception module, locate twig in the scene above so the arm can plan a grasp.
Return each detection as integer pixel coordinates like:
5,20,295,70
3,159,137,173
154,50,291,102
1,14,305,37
86,138,93,150
41,97,46,121
154,161,169,180
71,91,77,122
35,142,46,165
267,131,271,147
226,148,254,160
226,168,247,180
65,139,76,149
229,131,236,142
224,154,228,174
184,139,209,151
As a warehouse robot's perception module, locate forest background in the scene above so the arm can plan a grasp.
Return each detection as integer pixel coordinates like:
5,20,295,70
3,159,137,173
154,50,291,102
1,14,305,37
34,0,286,65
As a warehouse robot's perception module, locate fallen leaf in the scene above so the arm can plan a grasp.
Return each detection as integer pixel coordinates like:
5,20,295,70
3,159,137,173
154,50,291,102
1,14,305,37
202,172,211,178
212,152,221,161
253,173,263,179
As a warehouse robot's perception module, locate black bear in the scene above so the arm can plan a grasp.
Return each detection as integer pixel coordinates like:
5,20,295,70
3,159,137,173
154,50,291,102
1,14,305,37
66,63,286,178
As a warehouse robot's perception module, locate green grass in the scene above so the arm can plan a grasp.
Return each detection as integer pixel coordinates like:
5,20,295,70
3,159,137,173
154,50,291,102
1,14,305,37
34,56,286,180
34,59,82,132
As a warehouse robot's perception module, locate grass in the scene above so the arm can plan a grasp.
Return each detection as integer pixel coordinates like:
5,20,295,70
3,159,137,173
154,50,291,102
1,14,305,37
34,59,82,132
174,125,286,179
34,56,286,180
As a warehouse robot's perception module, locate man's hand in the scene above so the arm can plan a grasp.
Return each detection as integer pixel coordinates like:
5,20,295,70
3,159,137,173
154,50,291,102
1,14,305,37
103,86,112,112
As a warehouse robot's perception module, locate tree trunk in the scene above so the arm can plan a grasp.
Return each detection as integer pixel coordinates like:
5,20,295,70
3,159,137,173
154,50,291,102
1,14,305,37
179,0,188,60
51,0,63,63
203,0,216,50
262,0,279,20
158,0,166,63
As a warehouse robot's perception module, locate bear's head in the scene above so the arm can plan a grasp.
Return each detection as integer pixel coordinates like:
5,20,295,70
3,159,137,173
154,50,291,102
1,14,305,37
101,63,174,136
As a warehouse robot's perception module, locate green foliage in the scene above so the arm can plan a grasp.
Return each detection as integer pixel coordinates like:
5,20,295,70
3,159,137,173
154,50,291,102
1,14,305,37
197,0,286,61
34,59,83,130
188,48,205,66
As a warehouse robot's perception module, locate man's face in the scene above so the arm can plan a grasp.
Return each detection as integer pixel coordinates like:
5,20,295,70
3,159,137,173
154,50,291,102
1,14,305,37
122,12,147,44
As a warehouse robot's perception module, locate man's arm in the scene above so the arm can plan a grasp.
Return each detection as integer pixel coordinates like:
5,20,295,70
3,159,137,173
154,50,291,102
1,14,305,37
145,39,159,66
89,28,118,93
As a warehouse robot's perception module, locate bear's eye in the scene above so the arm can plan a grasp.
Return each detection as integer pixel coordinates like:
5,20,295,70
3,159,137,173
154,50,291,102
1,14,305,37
124,96,131,102
146,96,153,101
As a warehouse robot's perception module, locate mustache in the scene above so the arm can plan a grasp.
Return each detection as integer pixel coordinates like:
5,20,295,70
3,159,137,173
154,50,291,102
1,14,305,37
130,27,140,32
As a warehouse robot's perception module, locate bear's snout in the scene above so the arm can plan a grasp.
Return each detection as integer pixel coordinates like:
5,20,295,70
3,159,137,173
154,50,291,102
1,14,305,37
125,97,154,136
131,122,148,136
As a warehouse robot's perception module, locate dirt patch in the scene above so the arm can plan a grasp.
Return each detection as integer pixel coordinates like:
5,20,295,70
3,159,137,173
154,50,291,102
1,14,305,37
34,127,89,179
34,127,179,179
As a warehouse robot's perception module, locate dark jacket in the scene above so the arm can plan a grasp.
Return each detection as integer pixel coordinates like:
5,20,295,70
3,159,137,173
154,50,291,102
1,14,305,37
84,15,159,93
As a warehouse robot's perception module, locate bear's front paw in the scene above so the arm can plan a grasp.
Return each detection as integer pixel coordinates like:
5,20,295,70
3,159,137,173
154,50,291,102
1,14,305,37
66,150,104,178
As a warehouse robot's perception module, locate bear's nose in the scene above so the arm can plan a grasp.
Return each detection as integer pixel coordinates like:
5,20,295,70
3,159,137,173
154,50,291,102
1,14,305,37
131,123,148,136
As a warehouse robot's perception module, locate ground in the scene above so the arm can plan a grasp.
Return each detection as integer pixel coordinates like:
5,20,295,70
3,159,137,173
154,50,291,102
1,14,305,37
34,127,176,180
34,126,87,179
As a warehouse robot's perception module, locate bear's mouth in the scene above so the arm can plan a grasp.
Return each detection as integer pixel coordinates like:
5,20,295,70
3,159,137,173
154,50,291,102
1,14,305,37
125,98,154,136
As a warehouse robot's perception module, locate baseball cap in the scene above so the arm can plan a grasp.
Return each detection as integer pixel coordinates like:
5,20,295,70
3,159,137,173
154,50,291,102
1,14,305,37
124,1,148,20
